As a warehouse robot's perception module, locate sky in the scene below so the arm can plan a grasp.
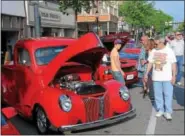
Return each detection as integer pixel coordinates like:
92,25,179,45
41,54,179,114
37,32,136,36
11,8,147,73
154,1,184,22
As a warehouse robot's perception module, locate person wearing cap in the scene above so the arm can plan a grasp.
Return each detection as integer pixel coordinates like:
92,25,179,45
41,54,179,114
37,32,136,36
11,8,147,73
110,39,125,84
144,35,177,120
166,31,184,86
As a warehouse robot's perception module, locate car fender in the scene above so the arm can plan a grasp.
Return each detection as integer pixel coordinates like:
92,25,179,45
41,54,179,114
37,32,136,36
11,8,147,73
31,87,86,128
103,80,131,113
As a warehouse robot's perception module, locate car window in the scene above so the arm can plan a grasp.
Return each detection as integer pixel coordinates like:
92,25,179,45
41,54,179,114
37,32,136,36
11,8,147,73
1,114,7,126
35,46,67,65
17,48,31,66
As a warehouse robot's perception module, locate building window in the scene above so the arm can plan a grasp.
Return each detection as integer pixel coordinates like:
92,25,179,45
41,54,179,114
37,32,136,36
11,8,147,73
114,9,117,16
107,7,110,14
11,16,18,28
30,26,35,37
20,18,24,29
2,15,11,28
110,7,113,15
64,29,74,38
103,2,106,9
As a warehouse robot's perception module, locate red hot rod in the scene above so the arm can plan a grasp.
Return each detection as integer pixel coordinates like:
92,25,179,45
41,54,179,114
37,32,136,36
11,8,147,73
1,33,136,134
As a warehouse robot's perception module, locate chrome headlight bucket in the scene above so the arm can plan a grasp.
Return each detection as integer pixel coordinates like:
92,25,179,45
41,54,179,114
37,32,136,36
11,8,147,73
59,95,72,112
119,86,130,101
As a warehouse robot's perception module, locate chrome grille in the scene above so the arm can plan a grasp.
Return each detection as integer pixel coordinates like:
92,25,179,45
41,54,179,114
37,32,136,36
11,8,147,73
82,98,100,122
82,93,110,122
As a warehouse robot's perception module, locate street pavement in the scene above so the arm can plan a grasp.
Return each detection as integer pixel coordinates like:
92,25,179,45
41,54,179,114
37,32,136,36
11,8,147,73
9,78,184,135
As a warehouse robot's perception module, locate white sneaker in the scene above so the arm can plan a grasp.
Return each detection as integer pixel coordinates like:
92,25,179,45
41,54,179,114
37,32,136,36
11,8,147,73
164,113,172,120
155,111,164,117
177,82,182,86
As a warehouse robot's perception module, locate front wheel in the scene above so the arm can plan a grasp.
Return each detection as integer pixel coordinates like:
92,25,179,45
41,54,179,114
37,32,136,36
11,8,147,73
35,107,50,134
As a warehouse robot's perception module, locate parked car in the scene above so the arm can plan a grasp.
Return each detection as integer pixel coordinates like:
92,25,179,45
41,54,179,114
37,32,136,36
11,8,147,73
1,107,20,135
99,34,138,85
1,32,136,134
119,40,141,61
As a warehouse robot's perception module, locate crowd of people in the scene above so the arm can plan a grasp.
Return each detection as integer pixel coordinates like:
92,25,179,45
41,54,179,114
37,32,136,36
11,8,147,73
110,31,184,121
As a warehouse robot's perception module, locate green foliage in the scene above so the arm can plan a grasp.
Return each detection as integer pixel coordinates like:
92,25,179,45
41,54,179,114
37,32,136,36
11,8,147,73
59,0,95,15
119,1,154,27
148,10,173,34
119,1,174,34
176,21,185,32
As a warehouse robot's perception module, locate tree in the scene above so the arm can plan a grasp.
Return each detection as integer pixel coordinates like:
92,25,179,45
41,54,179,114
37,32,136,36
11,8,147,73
119,0,154,42
176,21,185,32
119,1,154,29
119,1,173,37
148,9,173,35
59,0,95,38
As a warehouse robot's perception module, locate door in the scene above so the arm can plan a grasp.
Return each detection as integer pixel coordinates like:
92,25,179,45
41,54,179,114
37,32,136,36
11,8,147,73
13,48,32,106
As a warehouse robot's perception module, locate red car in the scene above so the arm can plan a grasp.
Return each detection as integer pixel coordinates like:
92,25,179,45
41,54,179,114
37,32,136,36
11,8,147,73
1,33,136,134
1,107,20,135
99,34,138,85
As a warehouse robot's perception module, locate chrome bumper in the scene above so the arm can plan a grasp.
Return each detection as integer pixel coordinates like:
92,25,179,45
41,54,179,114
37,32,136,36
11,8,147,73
59,107,136,132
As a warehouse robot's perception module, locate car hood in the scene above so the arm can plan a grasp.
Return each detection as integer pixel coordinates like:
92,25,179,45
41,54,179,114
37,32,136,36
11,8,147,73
101,38,128,52
43,32,107,85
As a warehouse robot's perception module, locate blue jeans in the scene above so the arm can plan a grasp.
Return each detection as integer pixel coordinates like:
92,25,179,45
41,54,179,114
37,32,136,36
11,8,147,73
176,56,183,82
112,71,125,84
153,81,173,113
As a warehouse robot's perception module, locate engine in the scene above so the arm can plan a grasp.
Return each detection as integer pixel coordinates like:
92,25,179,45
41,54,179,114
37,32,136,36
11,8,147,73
58,74,105,95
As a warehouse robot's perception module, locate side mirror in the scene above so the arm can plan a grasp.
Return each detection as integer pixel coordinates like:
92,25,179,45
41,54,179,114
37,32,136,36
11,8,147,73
2,107,17,119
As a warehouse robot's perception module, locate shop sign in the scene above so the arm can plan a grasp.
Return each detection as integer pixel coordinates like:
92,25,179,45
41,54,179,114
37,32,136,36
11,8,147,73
40,11,61,22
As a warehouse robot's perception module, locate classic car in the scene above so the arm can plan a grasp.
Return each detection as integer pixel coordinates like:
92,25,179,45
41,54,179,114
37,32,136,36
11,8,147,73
1,107,20,135
119,39,141,60
1,32,136,134
99,34,138,85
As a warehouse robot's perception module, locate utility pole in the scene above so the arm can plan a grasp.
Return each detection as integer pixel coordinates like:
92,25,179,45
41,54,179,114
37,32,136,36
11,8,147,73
95,0,99,36
34,3,41,37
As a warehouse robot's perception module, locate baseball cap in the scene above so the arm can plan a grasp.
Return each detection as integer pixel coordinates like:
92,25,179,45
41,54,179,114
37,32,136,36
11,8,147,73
114,39,122,44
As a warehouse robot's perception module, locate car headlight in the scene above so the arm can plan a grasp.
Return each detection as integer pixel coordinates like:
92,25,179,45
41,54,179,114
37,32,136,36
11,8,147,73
119,86,130,101
59,95,72,112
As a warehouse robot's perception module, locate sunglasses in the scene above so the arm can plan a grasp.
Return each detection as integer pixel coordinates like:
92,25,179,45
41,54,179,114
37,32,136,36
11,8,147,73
176,34,182,36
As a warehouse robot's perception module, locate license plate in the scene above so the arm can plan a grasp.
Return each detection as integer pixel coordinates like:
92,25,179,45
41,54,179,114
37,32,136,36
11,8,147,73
126,74,134,80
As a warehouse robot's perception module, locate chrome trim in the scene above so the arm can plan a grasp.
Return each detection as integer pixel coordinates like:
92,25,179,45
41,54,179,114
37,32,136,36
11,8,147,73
99,96,104,120
59,107,136,132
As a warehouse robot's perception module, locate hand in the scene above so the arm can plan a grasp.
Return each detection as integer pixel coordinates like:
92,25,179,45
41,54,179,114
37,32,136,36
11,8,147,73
121,71,125,76
171,76,176,85
141,60,147,65
144,74,148,83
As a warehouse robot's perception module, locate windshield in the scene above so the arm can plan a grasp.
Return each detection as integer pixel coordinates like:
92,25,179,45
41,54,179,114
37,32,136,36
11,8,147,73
35,46,67,65
1,114,7,126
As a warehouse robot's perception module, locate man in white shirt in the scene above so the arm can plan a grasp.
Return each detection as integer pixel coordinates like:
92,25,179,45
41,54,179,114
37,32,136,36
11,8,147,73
166,32,184,86
144,36,177,120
